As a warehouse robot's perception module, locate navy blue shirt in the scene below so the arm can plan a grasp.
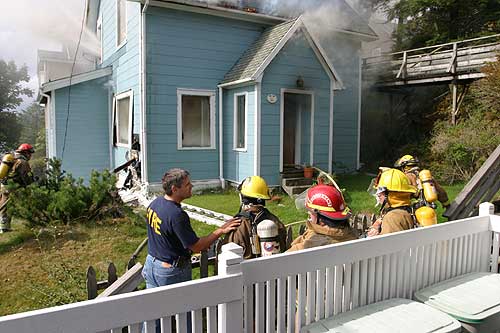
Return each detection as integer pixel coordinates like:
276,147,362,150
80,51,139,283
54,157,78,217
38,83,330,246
146,197,199,263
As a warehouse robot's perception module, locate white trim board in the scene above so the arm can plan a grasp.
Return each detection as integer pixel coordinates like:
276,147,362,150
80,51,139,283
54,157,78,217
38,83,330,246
41,67,112,93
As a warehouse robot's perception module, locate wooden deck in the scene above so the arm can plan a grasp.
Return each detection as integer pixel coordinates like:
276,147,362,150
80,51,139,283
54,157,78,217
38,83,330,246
363,34,500,87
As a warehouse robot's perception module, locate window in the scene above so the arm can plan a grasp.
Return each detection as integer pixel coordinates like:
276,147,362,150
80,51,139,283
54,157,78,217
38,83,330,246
177,89,216,150
113,91,133,147
233,93,247,150
117,0,127,47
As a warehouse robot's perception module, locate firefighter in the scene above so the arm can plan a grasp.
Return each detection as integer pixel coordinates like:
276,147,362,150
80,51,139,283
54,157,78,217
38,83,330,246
287,184,357,252
394,154,450,208
222,176,286,259
0,143,35,233
367,168,417,236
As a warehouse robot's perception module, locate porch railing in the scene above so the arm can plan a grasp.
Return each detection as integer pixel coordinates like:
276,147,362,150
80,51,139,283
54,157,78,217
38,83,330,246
0,202,498,333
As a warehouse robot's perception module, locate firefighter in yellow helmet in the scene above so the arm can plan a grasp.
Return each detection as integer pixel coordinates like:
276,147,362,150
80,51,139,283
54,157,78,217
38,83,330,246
394,154,450,208
222,176,286,259
367,168,417,237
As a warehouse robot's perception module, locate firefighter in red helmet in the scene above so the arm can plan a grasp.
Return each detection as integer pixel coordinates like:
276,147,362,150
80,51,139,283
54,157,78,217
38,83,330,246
287,184,357,252
0,143,35,233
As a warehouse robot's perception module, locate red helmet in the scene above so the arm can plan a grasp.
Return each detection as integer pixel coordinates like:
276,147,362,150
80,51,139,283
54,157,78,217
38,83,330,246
16,143,35,154
306,184,351,220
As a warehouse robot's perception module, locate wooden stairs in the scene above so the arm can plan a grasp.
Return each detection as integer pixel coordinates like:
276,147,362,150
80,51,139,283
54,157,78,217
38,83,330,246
281,165,314,197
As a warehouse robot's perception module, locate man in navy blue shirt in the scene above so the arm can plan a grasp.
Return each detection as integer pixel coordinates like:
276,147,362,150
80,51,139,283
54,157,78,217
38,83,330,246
142,168,240,288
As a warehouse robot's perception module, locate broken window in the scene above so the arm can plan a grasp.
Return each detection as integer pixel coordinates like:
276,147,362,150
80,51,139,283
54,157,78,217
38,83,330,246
113,91,133,147
234,93,247,150
177,89,215,149
117,0,127,47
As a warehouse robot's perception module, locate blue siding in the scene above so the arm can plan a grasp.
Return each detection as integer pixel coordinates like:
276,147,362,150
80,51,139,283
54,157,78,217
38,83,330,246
261,32,331,186
223,86,256,183
145,7,265,182
318,35,361,172
54,78,110,181
100,0,141,169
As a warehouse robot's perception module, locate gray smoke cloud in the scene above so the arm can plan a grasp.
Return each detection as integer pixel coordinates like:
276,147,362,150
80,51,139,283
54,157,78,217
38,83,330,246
0,0,99,110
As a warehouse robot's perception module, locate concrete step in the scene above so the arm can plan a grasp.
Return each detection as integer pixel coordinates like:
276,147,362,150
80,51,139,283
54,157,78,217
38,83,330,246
282,177,314,187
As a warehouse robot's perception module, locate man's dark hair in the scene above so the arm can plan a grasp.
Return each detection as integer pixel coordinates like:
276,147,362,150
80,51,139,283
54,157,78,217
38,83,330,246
162,168,190,195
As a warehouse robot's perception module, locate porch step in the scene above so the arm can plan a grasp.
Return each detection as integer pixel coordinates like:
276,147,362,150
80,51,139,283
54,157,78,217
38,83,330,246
281,179,312,197
281,165,305,179
283,177,315,187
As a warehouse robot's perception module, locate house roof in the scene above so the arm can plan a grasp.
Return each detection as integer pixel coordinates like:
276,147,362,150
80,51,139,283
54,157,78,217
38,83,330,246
130,0,377,40
41,67,112,93
221,19,296,85
220,17,343,88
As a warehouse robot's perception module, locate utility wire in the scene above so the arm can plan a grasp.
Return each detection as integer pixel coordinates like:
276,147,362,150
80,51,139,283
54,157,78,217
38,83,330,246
61,5,86,160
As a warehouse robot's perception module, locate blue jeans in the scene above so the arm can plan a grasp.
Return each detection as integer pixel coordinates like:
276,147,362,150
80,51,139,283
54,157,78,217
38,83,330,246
142,254,192,332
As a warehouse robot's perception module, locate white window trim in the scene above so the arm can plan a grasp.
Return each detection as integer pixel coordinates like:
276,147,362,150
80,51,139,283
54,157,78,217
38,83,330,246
114,90,134,148
177,88,216,150
116,0,127,49
233,92,248,152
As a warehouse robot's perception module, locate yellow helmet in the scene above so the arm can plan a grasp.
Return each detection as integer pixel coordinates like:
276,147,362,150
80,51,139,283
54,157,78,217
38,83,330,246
238,176,271,200
394,155,419,170
377,168,417,194
415,206,437,226
2,153,15,164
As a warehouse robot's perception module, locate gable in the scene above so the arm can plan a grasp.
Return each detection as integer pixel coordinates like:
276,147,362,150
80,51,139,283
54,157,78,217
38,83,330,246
221,17,343,89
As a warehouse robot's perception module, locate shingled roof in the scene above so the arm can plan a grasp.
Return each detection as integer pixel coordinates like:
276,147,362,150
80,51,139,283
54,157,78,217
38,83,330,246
221,19,297,85
221,17,343,88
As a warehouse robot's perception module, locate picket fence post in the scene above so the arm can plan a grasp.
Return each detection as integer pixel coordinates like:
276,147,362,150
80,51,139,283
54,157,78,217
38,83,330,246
217,243,244,333
479,202,495,216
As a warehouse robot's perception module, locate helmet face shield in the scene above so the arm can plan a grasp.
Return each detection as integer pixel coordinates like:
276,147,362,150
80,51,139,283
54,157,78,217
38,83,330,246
295,189,308,211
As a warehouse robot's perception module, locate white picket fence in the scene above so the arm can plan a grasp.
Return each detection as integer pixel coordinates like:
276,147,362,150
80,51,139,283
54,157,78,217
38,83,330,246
0,203,498,333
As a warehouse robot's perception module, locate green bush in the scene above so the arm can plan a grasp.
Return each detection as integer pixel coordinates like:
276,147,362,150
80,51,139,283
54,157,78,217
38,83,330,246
429,60,500,183
7,159,124,226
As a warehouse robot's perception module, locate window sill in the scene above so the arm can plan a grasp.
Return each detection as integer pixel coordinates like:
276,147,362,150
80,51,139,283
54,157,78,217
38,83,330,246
116,40,127,51
177,146,216,151
233,148,247,152
114,142,131,149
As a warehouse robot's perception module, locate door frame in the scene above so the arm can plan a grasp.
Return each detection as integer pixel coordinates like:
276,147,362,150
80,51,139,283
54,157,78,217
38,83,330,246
280,88,315,173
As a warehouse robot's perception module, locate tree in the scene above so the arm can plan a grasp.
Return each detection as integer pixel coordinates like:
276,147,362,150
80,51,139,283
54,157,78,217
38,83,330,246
362,0,500,51
19,102,45,148
0,60,33,151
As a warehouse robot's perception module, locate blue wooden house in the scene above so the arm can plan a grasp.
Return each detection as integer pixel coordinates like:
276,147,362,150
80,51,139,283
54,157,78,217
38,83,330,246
38,0,376,190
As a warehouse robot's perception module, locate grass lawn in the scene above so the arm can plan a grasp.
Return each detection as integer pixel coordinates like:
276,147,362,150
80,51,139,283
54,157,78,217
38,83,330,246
0,217,216,316
0,173,465,316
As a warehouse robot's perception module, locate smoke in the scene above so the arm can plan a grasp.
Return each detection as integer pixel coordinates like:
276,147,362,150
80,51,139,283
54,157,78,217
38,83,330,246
0,0,101,109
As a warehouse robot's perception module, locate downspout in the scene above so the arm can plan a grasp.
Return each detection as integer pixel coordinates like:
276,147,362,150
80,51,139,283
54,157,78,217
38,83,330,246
218,87,225,189
357,54,362,171
140,0,150,185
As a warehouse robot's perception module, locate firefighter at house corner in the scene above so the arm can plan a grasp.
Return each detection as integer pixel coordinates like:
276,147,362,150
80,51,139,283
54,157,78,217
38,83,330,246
0,143,35,233
222,176,287,259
